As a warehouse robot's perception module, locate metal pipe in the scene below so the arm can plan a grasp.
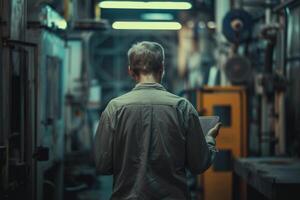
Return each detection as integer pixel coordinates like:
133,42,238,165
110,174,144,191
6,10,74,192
273,0,299,13
260,0,276,156
283,7,290,76
252,0,299,22
265,0,271,24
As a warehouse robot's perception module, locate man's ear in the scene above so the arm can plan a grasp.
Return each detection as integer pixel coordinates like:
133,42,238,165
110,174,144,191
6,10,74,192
128,66,137,80
128,66,133,76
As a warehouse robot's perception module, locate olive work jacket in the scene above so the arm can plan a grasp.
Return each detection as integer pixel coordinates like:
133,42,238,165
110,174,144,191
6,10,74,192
94,83,217,200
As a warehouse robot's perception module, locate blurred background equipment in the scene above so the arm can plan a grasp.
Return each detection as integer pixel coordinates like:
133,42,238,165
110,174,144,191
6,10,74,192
198,87,247,200
222,9,253,84
224,55,252,84
222,9,253,44
1,0,300,200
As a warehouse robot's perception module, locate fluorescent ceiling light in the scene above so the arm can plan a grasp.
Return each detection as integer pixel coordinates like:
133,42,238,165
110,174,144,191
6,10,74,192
141,13,174,20
99,1,192,10
112,21,182,30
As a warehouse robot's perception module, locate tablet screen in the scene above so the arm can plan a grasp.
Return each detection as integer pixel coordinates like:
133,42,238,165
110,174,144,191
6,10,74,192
199,116,220,135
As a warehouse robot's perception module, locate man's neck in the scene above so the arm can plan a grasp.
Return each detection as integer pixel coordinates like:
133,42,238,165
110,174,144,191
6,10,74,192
138,74,160,84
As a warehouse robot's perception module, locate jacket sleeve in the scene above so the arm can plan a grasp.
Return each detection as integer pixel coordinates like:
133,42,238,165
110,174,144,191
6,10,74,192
185,104,217,174
94,109,114,175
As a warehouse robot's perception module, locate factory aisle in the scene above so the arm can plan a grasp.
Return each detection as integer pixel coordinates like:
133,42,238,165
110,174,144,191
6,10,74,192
1,0,300,200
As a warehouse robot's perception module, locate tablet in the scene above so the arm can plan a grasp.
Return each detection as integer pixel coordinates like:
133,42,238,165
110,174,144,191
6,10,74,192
199,116,220,135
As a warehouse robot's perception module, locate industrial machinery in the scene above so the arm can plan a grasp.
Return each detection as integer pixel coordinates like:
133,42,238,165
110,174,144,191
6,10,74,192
1,0,300,200
0,2,68,199
196,87,247,200
179,8,252,200
222,9,253,85
180,85,247,200
220,1,300,199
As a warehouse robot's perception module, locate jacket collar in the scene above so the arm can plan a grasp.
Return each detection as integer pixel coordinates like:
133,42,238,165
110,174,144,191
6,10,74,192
133,82,166,91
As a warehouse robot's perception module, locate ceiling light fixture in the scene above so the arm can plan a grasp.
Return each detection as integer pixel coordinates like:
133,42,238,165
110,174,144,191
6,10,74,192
141,13,174,20
99,1,192,10
112,21,182,30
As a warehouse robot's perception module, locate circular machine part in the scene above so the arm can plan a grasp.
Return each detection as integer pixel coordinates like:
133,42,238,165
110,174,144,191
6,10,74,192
224,55,252,84
222,9,253,43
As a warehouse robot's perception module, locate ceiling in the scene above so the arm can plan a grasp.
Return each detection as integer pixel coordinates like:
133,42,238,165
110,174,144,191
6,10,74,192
98,0,215,22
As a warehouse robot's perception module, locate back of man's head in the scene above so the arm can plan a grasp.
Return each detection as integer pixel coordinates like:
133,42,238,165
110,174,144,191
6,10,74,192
128,41,165,76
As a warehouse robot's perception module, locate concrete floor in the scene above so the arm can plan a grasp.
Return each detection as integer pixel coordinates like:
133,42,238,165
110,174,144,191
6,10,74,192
75,176,112,200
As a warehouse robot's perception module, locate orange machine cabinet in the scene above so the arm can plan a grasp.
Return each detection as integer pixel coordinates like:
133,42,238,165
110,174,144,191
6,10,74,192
196,86,247,200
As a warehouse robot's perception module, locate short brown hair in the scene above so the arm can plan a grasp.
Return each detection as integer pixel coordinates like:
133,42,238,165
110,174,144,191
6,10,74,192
128,41,165,75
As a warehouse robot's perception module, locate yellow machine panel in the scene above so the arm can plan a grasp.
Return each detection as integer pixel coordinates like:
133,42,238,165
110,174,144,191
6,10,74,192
196,86,247,200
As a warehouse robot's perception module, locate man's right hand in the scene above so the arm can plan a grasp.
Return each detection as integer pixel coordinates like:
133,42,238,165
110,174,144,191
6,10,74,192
207,122,222,138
